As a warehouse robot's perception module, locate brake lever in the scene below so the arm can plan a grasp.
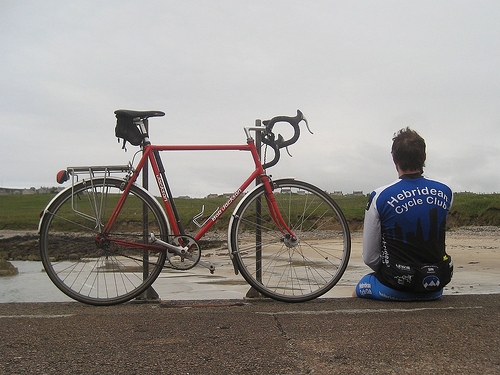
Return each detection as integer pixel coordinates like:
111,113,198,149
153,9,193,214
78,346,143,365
275,113,312,158
303,115,313,135
282,115,312,158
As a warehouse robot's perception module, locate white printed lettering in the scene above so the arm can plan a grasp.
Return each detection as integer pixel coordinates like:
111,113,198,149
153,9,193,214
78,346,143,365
388,185,449,214
211,189,242,222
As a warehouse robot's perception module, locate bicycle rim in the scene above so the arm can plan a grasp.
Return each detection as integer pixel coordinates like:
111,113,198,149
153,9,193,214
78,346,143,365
230,179,351,302
39,177,168,305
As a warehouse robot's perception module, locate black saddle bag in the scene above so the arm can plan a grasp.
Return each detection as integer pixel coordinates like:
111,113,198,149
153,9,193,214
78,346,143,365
115,114,144,148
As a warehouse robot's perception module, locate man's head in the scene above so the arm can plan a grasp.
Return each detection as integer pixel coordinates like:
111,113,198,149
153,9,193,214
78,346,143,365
391,127,426,174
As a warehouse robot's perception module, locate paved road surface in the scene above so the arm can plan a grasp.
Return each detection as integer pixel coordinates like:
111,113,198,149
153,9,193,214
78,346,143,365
0,294,498,374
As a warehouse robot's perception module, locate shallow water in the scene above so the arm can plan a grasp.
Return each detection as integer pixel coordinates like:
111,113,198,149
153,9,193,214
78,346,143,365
0,260,250,303
1,259,496,304
0,261,73,303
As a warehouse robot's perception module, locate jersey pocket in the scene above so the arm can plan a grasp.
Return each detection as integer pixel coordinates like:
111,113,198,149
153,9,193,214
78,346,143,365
377,256,453,293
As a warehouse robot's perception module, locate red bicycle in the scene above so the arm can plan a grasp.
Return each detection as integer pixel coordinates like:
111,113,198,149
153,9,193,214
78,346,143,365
38,110,351,305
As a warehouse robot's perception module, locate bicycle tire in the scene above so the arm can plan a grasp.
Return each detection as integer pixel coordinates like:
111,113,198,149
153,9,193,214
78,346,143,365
39,177,168,305
229,179,351,302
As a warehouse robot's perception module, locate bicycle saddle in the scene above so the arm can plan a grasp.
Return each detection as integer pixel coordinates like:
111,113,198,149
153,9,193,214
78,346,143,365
114,109,165,119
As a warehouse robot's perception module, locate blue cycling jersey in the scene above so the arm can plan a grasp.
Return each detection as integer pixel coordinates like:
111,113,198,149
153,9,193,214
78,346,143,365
362,173,453,293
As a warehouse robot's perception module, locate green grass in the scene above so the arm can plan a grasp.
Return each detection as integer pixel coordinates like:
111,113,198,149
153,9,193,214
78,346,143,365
0,194,57,230
331,195,368,220
447,192,500,227
450,192,500,214
1,191,500,231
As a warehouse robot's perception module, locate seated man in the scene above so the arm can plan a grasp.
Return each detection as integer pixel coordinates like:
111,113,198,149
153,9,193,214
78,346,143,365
355,127,453,301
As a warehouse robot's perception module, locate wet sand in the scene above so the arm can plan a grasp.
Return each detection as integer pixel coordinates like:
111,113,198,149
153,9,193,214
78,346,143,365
136,226,500,300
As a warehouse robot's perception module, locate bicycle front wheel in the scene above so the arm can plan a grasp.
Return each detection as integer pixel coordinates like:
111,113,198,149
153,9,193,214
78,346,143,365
229,179,351,302
39,177,168,305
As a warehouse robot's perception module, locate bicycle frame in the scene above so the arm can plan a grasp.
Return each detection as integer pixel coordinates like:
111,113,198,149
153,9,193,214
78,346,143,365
104,133,296,251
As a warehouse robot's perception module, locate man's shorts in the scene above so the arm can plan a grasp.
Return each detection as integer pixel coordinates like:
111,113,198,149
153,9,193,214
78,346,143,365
355,273,443,301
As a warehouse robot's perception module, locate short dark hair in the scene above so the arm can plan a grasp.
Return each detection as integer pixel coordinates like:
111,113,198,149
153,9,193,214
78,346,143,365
391,127,426,173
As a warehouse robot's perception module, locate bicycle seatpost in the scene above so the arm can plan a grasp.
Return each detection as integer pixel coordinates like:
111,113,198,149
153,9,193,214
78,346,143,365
135,118,151,145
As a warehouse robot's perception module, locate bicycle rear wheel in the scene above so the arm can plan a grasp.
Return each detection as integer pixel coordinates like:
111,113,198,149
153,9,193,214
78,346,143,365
229,179,350,302
39,177,168,305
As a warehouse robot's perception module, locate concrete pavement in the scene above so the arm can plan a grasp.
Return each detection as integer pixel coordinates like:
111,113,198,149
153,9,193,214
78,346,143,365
0,294,499,374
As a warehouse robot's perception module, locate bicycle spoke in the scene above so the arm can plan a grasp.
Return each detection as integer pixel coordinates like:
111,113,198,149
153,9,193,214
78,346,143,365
231,179,350,302
39,178,167,305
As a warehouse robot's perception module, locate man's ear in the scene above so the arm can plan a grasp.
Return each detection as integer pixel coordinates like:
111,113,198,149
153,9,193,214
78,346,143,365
392,154,402,174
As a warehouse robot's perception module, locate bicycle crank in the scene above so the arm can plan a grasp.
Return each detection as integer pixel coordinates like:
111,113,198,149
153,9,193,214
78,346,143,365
150,233,215,273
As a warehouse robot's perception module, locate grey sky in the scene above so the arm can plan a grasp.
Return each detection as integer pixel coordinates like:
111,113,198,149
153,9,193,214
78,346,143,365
1,1,499,197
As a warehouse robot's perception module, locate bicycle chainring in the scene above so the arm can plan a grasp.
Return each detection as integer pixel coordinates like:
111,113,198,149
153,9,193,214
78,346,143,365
166,235,201,270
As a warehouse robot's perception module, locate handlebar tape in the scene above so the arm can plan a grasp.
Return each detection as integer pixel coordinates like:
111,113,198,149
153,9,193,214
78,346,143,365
262,109,304,149
261,110,305,169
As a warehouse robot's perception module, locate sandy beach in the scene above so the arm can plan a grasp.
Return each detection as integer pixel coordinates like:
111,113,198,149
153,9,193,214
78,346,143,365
437,226,500,295
329,226,500,298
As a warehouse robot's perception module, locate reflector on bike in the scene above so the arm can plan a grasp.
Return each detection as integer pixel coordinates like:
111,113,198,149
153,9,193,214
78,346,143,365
56,170,69,184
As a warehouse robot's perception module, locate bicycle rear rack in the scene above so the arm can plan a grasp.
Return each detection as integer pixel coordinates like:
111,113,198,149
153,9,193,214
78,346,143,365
62,165,133,228
66,164,132,179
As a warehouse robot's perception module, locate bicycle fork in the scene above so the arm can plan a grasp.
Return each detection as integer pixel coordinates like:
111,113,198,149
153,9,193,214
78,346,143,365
228,178,299,275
